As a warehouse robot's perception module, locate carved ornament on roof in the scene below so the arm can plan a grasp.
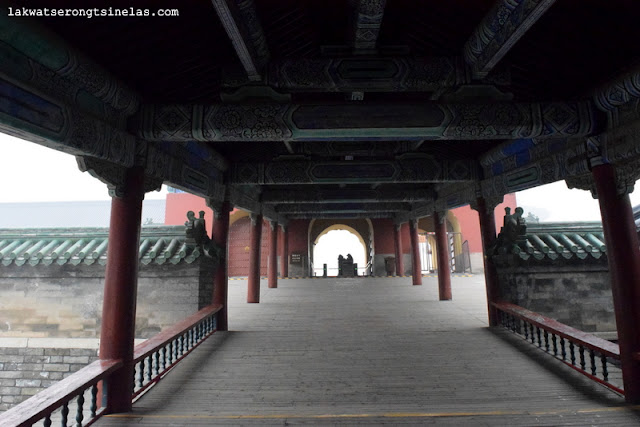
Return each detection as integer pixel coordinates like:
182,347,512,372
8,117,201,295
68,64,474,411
184,211,222,261
491,207,528,256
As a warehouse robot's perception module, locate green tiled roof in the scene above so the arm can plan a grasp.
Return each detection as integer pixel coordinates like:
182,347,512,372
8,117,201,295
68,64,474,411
494,221,606,263
0,226,202,267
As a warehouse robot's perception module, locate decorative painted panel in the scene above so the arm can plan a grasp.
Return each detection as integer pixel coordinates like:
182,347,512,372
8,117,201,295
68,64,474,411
138,101,597,142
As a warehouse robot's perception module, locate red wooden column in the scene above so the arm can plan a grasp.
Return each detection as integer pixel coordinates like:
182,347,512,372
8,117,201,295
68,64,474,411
99,166,145,413
211,200,231,331
247,213,263,303
592,163,640,403
280,224,289,278
268,220,278,289
434,211,452,301
408,219,422,285
474,197,499,326
394,223,405,276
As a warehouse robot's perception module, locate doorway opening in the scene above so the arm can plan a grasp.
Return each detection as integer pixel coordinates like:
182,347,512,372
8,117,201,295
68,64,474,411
313,228,367,277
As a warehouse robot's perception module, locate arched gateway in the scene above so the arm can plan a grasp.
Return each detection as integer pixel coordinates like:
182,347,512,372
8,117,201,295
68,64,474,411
310,222,370,276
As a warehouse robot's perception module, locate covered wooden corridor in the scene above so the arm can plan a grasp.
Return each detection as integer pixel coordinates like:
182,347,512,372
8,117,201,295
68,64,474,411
95,276,640,426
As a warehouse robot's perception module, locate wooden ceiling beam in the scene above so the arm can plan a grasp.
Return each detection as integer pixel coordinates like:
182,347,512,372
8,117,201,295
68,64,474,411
349,0,387,53
229,155,478,185
464,0,556,79
285,212,397,220
136,100,599,142
275,202,411,214
261,187,435,204
211,0,269,81
223,57,477,92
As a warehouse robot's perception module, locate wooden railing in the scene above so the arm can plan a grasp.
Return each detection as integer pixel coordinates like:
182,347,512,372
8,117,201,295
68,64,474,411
0,359,121,427
132,304,221,398
493,302,623,395
0,304,222,427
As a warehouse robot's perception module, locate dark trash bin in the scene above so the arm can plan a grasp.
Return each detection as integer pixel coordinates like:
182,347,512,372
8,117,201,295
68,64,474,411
384,257,396,276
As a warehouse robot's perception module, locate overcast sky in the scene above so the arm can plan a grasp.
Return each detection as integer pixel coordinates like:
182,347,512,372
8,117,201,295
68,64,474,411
2,134,640,222
1,136,167,202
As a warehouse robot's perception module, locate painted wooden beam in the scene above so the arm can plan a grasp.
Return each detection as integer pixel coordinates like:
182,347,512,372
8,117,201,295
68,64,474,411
261,187,435,204
593,66,640,128
228,186,261,214
464,0,556,79
0,73,229,200
222,56,512,92
0,18,230,201
0,9,139,116
394,182,481,223
137,100,598,142
0,88,228,201
0,76,138,167
285,212,397,220
211,0,269,81
275,202,412,214
230,155,478,185
349,0,387,52
228,186,287,225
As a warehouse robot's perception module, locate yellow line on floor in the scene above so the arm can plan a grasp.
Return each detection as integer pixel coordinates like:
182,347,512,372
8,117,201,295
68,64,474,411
106,405,640,421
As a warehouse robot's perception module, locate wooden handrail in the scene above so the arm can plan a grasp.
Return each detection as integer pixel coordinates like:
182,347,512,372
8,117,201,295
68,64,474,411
0,359,122,427
492,302,620,359
133,304,222,362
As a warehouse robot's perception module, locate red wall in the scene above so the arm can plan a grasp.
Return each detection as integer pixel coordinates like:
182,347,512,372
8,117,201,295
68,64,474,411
164,193,213,227
372,219,394,253
228,216,269,276
371,221,410,255
450,193,517,253
287,219,309,256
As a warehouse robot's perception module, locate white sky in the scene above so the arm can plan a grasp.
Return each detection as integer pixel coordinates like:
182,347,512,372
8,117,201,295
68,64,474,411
519,180,640,222
2,134,640,222
314,229,366,274
0,136,167,202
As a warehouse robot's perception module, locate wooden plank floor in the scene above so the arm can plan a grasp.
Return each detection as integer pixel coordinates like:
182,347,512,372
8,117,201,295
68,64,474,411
98,276,640,426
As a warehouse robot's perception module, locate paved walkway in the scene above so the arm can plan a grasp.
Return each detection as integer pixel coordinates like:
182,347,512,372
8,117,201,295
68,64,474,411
99,276,640,426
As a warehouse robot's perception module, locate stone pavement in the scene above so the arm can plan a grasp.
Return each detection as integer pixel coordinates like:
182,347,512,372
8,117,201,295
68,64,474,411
98,275,640,426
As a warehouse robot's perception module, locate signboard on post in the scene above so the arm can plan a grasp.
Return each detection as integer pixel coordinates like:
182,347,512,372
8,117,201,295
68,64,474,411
290,253,302,264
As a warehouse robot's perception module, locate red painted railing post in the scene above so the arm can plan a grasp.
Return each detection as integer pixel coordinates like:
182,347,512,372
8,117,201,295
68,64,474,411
280,224,289,278
99,166,145,414
434,211,452,300
394,223,405,276
592,163,640,403
211,200,231,331
409,219,422,285
247,213,263,303
475,197,499,326
268,221,278,288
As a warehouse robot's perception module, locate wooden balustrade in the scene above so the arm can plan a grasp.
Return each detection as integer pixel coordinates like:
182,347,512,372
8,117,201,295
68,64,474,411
132,304,221,398
0,360,121,427
0,304,222,427
493,301,623,395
